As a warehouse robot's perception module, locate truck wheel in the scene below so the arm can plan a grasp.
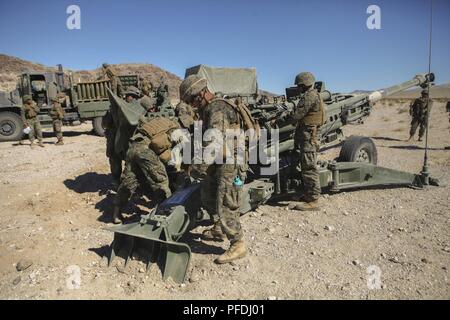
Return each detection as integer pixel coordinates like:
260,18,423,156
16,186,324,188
92,116,105,137
338,136,378,164
0,112,24,142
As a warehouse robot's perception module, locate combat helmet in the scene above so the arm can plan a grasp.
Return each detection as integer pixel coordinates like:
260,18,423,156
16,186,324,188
140,96,154,110
125,86,141,98
421,89,429,96
295,72,316,87
179,75,208,102
23,95,32,102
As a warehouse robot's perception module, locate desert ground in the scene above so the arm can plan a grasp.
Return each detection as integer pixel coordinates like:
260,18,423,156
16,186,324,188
0,100,449,300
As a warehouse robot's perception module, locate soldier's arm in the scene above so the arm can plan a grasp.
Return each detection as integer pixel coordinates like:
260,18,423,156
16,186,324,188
20,107,27,126
293,93,316,121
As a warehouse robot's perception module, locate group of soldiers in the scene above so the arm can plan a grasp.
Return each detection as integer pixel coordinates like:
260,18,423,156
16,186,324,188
20,94,65,148
104,69,326,264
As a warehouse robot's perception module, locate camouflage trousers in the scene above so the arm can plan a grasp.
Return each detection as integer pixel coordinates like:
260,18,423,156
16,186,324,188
115,139,171,208
293,125,321,200
201,164,245,243
105,129,122,183
26,118,43,143
410,117,427,139
52,119,63,140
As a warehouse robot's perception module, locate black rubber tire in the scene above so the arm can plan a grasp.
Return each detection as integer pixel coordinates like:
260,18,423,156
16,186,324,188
338,136,378,165
92,116,105,137
0,111,24,142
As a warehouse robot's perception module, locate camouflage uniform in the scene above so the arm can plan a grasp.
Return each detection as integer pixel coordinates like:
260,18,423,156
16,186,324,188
21,96,43,146
176,101,198,129
102,110,122,184
409,94,432,141
100,63,123,96
114,129,172,212
49,98,65,144
140,78,154,97
292,76,324,202
200,99,246,244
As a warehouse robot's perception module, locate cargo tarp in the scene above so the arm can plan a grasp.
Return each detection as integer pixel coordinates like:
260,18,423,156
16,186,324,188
185,65,258,97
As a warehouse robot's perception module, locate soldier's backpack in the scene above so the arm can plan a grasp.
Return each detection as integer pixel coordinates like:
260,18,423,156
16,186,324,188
137,116,180,162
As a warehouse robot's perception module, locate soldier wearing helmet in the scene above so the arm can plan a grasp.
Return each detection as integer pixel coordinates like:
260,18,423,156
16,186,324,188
124,86,141,103
289,72,325,211
20,95,44,148
408,89,432,142
139,76,154,98
99,63,123,96
49,95,66,145
179,74,248,265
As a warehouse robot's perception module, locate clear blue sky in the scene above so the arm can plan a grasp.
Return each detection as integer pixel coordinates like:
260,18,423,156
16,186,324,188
0,0,449,94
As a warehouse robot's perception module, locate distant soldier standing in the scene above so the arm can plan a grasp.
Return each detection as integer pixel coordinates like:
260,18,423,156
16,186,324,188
49,95,65,145
408,90,432,142
21,95,44,148
290,72,325,211
99,63,123,96
139,76,154,98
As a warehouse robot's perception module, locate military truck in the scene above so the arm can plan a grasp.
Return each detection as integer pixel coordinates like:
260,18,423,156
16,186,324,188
0,64,139,142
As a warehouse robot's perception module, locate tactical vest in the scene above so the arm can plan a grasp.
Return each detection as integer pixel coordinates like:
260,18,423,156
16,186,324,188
303,91,326,126
213,98,260,137
137,116,180,163
24,103,38,119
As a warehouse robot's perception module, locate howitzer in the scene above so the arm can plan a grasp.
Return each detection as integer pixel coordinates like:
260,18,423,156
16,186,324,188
106,68,439,284
252,73,435,151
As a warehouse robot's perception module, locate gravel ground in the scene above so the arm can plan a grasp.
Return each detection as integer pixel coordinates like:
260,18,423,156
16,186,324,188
0,101,449,300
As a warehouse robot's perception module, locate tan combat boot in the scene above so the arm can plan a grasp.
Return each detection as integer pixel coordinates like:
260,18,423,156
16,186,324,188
407,135,414,142
56,139,64,146
112,206,123,224
202,223,226,242
38,141,45,148
215,240,247,264
290,199,320,211
30,142,35,149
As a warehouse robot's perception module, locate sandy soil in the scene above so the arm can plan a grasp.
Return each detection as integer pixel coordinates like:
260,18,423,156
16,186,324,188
0,101,449,300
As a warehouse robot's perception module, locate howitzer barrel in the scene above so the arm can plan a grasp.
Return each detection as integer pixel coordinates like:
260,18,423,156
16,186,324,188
367,73,434,102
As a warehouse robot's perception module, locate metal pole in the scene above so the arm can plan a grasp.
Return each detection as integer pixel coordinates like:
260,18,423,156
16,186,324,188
421,0,433,185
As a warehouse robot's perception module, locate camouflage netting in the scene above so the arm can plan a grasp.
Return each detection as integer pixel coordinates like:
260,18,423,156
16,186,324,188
184,65,258,97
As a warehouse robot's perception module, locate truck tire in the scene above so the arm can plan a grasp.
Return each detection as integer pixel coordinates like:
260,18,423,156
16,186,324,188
338,136,377,165
92,116,105,137
0,111,24,142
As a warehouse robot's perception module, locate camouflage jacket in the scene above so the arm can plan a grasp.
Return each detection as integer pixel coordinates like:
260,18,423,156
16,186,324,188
200,98,242,162
49,102,65,120
21,101,40,121
293,87,324,126
410,97,432,120
176,101,198,130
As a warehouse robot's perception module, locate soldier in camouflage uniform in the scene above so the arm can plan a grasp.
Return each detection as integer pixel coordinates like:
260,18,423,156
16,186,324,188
179,74,247,264
289,72,325,211
139,76,154,98
111,106,177,224
21,95,44,148
100,63,123,96
102,86,143,187
49,95,65,145
408,90,432,142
